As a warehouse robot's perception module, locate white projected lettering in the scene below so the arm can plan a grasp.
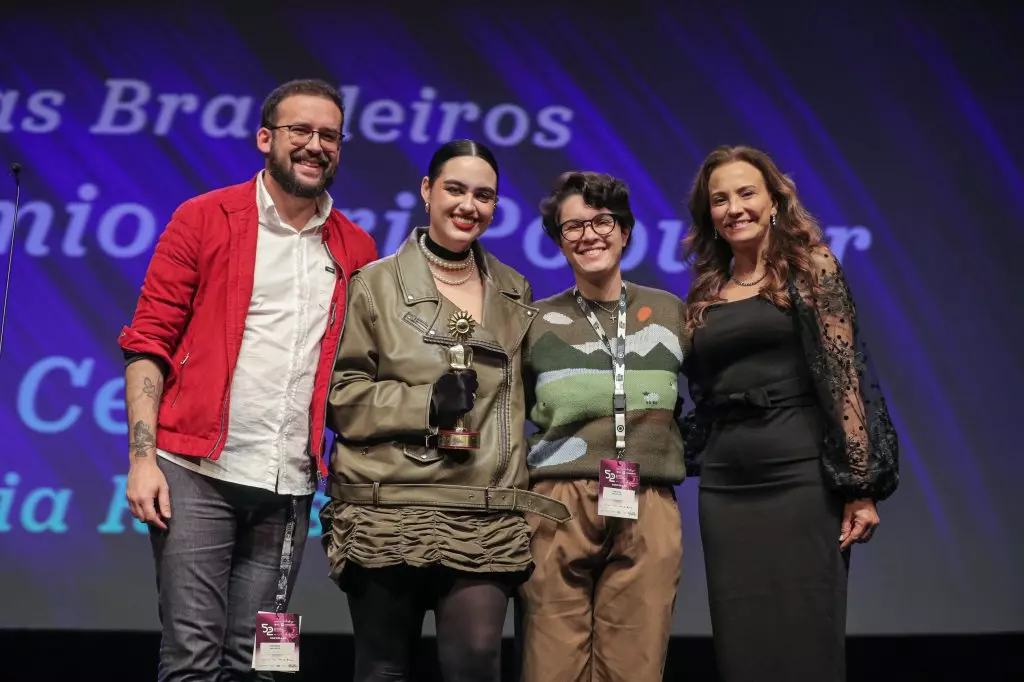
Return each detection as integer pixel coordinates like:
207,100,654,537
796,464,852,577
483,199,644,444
17,356,125,435
338,85,573,148
46,79,577,147
0,88,65,133
0,184,158,258
89,80,255,138
2,80,574,146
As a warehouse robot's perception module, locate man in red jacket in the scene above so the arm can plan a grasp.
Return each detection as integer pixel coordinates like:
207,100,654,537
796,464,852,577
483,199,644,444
117,78,378,680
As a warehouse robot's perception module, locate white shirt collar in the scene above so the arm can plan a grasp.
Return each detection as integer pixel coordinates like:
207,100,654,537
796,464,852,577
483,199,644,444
257,169,333,233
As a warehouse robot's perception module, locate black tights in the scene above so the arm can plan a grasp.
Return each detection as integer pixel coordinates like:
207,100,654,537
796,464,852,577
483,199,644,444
344,564,514,682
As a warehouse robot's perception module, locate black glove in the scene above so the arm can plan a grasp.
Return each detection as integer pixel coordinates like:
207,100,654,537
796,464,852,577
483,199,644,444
429,369,478,427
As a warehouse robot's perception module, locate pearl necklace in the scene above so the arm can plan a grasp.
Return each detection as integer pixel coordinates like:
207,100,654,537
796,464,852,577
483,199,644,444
429,262,476,286
418,233,475,271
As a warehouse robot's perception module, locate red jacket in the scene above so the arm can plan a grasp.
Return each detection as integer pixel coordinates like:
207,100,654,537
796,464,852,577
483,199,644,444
118,175,378,480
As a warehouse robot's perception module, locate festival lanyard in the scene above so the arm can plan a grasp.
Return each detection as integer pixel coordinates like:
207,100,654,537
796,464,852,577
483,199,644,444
573,283,628,460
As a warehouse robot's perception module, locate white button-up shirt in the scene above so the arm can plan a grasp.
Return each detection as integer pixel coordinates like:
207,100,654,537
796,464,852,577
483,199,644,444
158,171,335,496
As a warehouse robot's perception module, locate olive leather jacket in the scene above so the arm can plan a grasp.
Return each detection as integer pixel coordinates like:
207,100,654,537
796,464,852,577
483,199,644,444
325,229,571,523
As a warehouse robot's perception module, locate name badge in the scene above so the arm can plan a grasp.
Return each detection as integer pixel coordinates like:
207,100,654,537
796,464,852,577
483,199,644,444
252,611,301,673
598,459,640,520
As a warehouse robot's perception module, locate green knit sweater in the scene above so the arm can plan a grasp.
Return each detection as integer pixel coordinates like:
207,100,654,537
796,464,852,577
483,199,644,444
523,282,687,485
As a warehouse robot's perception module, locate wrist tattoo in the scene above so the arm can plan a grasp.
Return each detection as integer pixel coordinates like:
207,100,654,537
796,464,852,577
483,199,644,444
131,421,156,457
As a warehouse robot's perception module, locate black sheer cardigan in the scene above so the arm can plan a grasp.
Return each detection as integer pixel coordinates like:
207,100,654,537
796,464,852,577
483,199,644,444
679,247,899,502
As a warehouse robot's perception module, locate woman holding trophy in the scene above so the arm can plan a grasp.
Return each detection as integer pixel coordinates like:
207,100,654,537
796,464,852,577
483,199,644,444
320,139,569,682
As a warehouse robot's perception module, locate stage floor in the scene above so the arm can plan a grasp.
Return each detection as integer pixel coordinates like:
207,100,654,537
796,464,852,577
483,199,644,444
1,631,1022,680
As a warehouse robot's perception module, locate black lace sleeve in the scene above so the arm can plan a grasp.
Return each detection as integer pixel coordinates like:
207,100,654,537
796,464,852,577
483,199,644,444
792,247,899,501
679,344,709,477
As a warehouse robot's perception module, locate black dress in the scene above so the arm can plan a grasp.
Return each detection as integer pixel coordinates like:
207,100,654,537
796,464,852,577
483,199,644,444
691,295,848,682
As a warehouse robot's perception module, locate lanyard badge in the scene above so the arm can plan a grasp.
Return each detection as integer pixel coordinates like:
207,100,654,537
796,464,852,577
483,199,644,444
252,500,302,672
574,283,640,520
253,611,301,672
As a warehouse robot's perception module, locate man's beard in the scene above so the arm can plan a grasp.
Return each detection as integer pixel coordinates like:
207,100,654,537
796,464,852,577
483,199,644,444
267,147,336,199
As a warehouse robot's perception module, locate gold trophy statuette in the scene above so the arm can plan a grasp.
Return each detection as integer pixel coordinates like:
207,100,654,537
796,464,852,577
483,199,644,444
438,310,481,450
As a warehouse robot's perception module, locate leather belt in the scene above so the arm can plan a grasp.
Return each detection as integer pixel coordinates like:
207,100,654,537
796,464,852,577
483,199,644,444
327,479,572,523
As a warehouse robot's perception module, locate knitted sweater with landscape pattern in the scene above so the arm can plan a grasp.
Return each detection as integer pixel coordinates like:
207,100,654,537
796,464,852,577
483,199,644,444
522,282,687,485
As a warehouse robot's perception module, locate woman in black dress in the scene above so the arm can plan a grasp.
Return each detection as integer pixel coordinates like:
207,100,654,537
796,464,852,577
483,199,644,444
679,145,899,682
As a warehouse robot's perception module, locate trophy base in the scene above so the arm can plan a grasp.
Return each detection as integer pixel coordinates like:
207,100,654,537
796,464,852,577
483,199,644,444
438,429,481,450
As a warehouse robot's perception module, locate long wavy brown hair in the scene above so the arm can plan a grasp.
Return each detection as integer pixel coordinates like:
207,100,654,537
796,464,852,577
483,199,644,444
683,145,825,337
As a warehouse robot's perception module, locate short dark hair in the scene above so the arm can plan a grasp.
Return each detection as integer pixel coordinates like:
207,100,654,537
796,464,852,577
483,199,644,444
259,79,345,129
426,139,500,192
539,171,635,248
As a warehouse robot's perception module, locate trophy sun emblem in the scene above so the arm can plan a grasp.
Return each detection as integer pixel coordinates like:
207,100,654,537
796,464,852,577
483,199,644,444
447,310,477,341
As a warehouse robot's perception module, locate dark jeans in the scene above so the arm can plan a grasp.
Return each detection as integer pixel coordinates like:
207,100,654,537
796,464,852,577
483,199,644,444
149,457,313,682
343,563,516,682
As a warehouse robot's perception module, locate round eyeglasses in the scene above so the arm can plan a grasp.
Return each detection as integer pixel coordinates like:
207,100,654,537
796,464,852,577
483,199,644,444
559,213,618,242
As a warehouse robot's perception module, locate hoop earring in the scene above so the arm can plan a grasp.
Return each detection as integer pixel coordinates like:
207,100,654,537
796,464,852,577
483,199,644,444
770,213,777,228
424,202,430,214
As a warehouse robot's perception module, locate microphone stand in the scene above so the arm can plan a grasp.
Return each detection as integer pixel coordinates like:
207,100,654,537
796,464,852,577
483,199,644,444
0,162,22,360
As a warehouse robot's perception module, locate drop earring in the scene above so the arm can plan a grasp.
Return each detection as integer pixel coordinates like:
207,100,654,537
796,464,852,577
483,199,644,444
770,213,777,228
424,202,430,214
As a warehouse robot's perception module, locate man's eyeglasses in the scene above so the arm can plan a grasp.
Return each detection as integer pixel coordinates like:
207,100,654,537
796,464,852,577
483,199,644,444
269,124,346,150
559,213,619,242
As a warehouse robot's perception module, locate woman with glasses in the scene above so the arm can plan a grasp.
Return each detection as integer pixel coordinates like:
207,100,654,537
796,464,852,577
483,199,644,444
320,139,570,682
516,171,687,681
